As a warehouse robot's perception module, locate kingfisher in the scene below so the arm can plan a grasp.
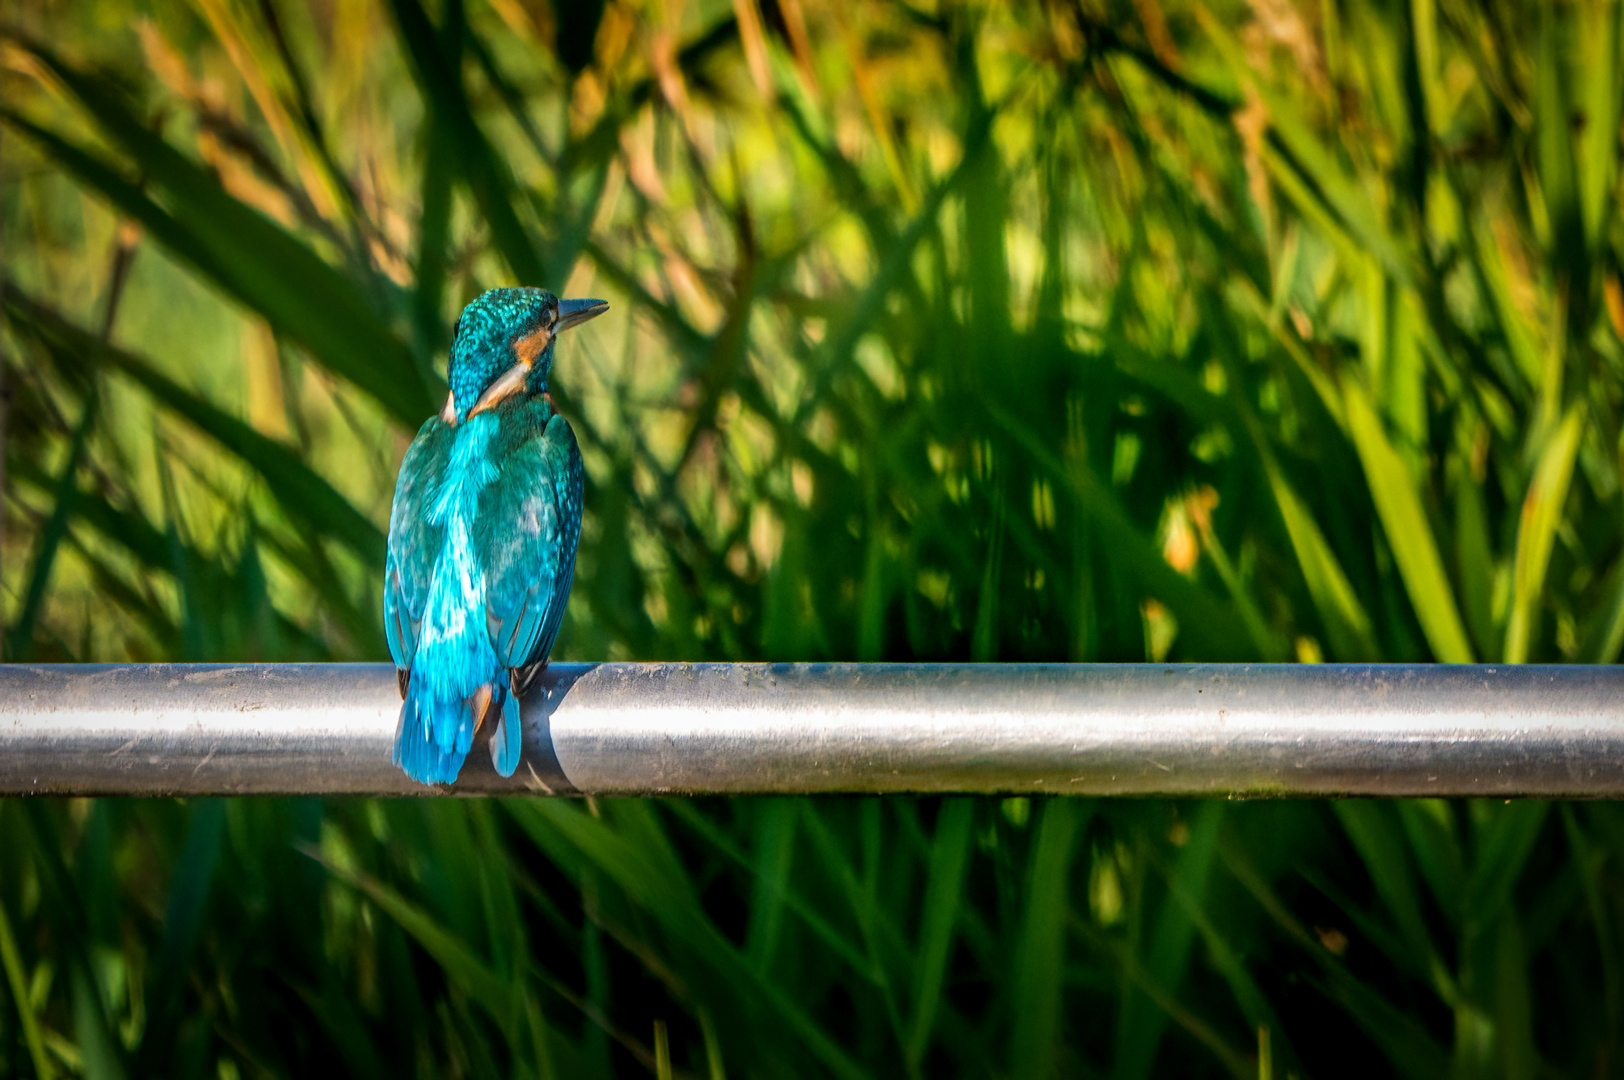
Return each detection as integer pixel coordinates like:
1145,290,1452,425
384,287,606,785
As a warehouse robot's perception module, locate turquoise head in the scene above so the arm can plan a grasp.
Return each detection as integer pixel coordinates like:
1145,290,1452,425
444,287,608,422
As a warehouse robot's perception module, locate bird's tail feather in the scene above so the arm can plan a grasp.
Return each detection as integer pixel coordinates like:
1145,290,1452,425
394,674,473,785
489,684,523,777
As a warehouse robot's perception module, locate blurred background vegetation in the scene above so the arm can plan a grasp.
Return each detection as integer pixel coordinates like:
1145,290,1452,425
2,0,1623,1074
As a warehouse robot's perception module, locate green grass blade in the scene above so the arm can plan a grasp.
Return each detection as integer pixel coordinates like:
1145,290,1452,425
1581,550,1624,663
14,805,128,1080
1396,801,1465,927
1466,802,1550,940
663,801,875,979
1342,378,1474,661
7,394,96,660
1577,0,1622,251
1010,799,1088,1080
907,798,973,1067
1262,459,1377,661
0,888,55,1080
0,40,433,424
988,402,1261,660
1147,841,1299,1076
1453,471,1499,661
1224,839,1451,1078
1193,8,1414,284
1113,803,1222,1080
1306,965,1451,1080
1505,406,1583,663
8,289,385,567
412,105,455,360
1534,3,1584,278
1491,912,1538,1080
795,801,909,1038
1562,806,1622,1048
1332,801,1454,1000
511,802,875,1080
385,0,547,286
1465,213,1544,389
315,851,513,1023
136,799,225,1071
70,964,128,1080
743,799,796,974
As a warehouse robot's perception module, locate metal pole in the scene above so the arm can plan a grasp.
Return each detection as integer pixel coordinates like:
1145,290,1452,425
0,662,1621,797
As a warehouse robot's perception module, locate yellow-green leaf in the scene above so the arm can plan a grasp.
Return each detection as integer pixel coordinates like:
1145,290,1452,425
1267,466,1378,661
1343,378,1474,662
1505,406,1584,663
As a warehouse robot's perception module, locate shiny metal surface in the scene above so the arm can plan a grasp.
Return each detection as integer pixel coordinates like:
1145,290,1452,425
1,662,1621,797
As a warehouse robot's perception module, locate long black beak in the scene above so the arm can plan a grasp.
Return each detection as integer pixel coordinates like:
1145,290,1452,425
557,297,609,332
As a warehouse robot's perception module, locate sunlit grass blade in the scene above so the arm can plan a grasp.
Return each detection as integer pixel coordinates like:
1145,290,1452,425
1192,6,1413,284
1505,406,1583,663
6,454,332,658
1465,213,1544,390
1341,378,1474,662
788,110,995,429
1576,0,1621,252
1261,454,1377,661
0,883,55,1080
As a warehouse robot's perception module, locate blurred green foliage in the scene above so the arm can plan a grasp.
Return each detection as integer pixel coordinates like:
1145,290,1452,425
2,0,1624,1075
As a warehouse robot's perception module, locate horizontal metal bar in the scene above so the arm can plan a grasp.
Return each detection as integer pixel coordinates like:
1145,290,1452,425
1,662,1621,797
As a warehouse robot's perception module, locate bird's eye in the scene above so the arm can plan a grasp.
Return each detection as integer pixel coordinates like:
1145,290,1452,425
452,316,462,339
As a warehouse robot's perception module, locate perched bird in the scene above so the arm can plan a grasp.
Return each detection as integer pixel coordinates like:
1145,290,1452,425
384,287,606,785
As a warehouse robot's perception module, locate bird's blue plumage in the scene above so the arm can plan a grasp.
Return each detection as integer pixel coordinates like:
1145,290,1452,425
386,287,602,785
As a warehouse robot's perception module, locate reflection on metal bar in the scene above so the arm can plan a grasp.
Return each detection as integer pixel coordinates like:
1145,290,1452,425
0,662,1620,798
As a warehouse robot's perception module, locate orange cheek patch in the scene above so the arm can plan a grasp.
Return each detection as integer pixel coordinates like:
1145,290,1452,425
513,324,554,366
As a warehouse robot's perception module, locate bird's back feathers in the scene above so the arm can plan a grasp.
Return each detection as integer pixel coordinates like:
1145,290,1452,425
386,395,581,784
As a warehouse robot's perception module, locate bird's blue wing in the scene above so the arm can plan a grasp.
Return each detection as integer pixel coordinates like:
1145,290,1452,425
385,416,454,676
477,402,583,775
479,404,582,671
